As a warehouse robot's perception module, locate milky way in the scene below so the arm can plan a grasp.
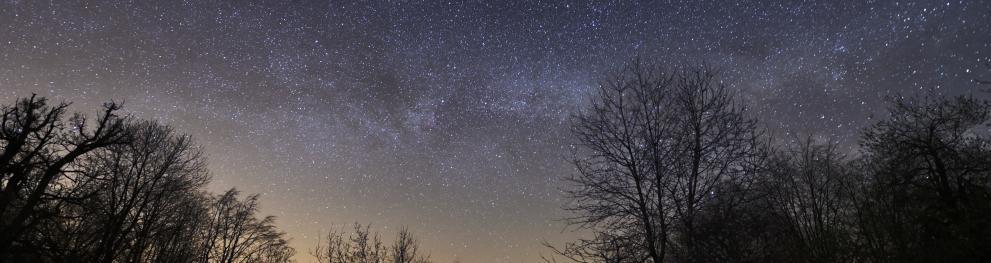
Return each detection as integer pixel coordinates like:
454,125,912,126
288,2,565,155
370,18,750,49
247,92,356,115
1,1,989,262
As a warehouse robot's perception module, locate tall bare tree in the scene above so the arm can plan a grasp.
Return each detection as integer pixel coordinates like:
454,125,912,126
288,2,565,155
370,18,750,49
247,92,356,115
559,60,674,263
554,61,766,263
0,95,132,256
663,65,765,262
764,137,856,263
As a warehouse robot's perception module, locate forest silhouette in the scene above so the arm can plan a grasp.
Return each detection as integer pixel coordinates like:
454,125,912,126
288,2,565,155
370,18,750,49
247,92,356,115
3,61,991,263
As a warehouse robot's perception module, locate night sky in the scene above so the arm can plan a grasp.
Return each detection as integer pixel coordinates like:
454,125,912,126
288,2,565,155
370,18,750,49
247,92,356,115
2,1,990,262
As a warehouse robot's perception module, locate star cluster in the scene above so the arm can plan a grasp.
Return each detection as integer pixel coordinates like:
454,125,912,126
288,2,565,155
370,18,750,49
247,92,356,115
1,1,989,262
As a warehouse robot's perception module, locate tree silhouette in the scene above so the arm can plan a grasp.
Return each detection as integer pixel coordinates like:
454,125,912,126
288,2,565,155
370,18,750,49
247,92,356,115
7,61,991,263
554,61,766,263
555,60,991,263
663,65,766,262
201,189,294,263
764,137,856,262
0,95,132,257
853,95,991,263
0,95,294,263
391,226,427,263
312,223,432,263
34,120,210,262
557,60,675,263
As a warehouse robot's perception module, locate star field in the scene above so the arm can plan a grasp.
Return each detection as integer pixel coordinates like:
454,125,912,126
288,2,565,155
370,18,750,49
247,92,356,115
1,1,990,262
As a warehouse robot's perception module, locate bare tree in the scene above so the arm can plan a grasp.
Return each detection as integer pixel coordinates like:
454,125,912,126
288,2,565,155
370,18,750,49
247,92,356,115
146,190,212,263
313,223,431,263
80,121,210,263
30,120,210,263
0,95,294,263
392,226,428,263
664,66,767,262
0,95,132,257
201,189,295,263
554,61,766,263
557,60,674,263
764,137,856,263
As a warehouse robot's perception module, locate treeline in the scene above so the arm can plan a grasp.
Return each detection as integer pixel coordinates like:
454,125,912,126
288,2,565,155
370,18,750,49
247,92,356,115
6,61,987,263
549,61,991,263
0,95,437,263
311,223,432,263
0,95,295,262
